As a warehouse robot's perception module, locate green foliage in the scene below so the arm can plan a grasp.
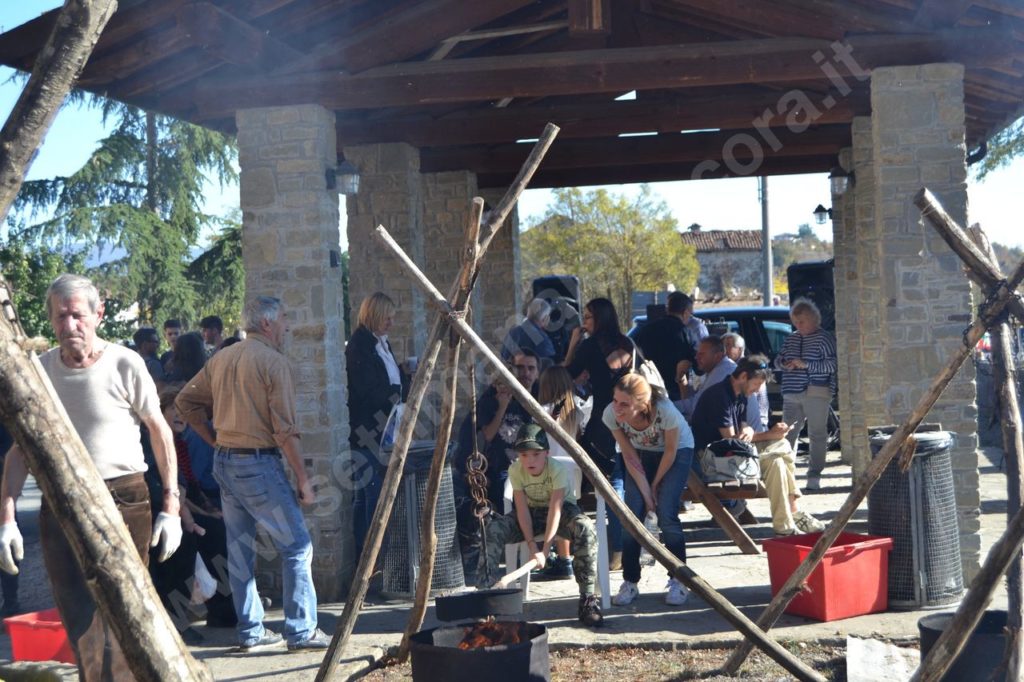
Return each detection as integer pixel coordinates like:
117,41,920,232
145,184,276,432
520,186,699,319
974,118,1024,180
772,227,833,283
9,100,238,329
991,241,1024,275
0,241,86,341
187,211,244,333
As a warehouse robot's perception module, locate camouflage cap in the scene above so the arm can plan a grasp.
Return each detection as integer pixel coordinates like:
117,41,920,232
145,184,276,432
514,422,549,451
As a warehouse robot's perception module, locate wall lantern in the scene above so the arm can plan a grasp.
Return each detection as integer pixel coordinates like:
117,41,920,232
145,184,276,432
326,160,361,195
829,166,854,196
812,204,832,225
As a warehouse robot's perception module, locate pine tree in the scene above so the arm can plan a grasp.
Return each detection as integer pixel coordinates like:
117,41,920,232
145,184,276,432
9,101,238,331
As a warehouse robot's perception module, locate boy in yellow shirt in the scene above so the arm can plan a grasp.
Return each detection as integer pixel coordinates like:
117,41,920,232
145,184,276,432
481,423,602,626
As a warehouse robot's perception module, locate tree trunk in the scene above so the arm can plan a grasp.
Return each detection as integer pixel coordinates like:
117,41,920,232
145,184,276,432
0,335,210,680
0,0,120,224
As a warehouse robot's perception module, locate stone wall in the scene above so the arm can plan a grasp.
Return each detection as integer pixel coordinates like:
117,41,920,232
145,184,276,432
697,251,763,296
870,64,980,578
344,143,427,359
831,147,856,468
237,104,351,600
477,188,523,354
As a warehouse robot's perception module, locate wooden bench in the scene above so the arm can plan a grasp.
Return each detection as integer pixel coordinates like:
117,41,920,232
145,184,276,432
684,471,766,555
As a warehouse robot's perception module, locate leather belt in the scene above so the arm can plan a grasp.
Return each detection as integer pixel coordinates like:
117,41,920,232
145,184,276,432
217,446,280,456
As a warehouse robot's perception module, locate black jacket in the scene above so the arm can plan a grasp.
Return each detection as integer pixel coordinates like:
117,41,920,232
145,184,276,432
345,325,409,450
634,315,695,401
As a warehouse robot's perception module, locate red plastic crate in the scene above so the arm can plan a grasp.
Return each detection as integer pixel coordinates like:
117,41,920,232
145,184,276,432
5,608,76,664
762,532,894,622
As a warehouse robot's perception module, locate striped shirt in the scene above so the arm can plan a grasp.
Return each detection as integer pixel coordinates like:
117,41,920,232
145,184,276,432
775,328,837,394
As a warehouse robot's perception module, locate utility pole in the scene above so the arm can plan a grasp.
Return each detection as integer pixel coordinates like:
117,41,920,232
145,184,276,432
760,176,773,306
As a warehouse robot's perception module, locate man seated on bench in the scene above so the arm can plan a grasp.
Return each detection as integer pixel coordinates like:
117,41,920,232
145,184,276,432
690,355,826,537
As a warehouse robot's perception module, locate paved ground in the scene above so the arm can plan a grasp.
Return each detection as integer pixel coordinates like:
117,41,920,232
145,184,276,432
0,446,1011,680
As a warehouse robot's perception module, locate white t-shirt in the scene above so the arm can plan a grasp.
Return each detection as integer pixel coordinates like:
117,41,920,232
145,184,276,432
602,398,695,451
39,341,159,479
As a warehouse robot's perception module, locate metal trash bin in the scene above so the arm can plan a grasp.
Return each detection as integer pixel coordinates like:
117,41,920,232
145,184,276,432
868,429,963,610
382,441,465,597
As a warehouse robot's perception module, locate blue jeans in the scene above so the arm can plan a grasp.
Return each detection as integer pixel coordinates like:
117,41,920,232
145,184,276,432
622,447,693,583
213,451,318,647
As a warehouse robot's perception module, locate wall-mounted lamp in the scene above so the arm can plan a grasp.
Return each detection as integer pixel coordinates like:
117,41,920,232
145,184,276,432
812,204,833,225
326,160,360,195
829,166,854,196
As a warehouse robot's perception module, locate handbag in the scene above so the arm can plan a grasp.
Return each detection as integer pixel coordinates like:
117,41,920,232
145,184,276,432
700,438,761,483
629,340,666,391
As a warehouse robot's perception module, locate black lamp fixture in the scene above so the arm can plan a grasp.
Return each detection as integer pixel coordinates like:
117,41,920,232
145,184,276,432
813,204,832,225
325,160,361,195
829,166,854,196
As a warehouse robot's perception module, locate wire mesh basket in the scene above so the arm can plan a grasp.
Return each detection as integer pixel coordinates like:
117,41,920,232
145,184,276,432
382,442,465,598
868,429,963,610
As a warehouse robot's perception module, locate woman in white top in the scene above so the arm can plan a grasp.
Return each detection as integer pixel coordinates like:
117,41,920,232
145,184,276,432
603,373,694,607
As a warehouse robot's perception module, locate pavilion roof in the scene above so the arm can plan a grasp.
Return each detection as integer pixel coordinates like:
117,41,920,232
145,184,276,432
1,0,1021,188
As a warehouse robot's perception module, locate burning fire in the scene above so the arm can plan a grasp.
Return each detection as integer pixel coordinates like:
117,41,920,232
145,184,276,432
457,619,523,650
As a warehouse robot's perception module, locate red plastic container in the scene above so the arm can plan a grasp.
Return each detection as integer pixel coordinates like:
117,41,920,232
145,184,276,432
5,608,76,664
762,532,894,622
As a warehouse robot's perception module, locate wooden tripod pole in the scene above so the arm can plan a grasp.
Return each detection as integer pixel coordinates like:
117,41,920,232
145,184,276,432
316,125,558,681
910,229,1024,681
724,194,1024,674
374,224,826,682
970,225,1024,681
396,199,484,662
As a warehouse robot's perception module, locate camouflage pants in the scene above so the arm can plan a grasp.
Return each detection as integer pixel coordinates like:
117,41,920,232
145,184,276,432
482,501,597,596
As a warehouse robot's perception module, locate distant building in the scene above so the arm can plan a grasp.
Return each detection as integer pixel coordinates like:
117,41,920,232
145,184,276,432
680,224,763,297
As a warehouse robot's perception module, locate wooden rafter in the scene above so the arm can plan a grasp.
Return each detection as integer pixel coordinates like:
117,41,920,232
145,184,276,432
476,154,835,188
166,28,1012,117
419,124,849,174
272,0,539,75
569,0,611,34
913,0,976,28
177,2,304,68
332,89,867,146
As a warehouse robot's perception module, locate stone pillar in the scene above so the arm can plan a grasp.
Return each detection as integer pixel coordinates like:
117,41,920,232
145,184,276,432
344,143,426,359
237,104,351,599
477,188,523,353
831,146,856,468
870,63,980,578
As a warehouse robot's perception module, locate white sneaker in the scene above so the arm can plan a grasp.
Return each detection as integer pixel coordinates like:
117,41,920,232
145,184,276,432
794,511,826,533
665,578,689,606
612,581,639,606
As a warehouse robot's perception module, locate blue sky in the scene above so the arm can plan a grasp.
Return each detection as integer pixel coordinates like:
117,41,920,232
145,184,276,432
2,4,1022,251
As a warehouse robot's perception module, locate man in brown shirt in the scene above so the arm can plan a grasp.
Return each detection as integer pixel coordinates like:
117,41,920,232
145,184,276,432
176,295,328,652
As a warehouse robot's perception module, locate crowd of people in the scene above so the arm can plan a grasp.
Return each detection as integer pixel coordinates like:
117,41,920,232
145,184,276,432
0,274,837,671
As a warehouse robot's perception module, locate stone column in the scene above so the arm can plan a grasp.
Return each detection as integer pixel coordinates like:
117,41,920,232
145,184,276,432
344,143,426,360
237,104,350,599
477,188,523,353
870,63,980,578
831,146,856,468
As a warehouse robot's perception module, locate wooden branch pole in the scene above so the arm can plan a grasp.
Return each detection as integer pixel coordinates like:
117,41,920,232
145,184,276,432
396,198,484,662
970,226,1024,680
724,252,1024,675
373,224,826,682
914,189,1024,322
0,328,210,678
0,0,119,223
317,126,558,681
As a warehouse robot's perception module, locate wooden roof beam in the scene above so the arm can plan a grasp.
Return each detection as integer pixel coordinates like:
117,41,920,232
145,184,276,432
274,0,540,75
420,124,849,174
569,0,610,34
178,2,304,68
170,28,1013,116
914,0,976,28
477,155,837,189
331,89,868,146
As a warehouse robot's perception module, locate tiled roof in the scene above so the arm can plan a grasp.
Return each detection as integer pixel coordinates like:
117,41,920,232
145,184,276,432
680,229,763,252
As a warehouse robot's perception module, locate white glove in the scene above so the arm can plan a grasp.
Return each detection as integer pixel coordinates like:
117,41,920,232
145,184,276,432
0,523,23,575
151,512,183,563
